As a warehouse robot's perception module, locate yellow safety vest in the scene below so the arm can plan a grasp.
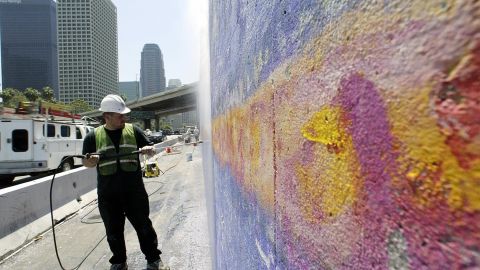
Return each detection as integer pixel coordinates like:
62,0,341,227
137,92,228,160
95,123,138,176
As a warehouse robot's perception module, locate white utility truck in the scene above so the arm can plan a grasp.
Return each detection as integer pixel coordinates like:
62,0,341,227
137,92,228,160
0,102,96,184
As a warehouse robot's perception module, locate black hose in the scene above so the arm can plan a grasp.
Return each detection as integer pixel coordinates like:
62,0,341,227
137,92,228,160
48,146,187,269
49,150,141,270
49,156,88,270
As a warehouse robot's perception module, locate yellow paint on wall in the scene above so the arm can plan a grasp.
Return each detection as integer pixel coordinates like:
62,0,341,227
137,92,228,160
301,107,347,149
211,0,469,219
293,0,458,86
387,87,480,212
212,89,276,213
297,106,360,220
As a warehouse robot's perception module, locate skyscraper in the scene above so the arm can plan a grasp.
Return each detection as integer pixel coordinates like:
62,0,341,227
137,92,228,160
57,0,118,108
140,44,166,97
119,81,140,101
0,0,58,94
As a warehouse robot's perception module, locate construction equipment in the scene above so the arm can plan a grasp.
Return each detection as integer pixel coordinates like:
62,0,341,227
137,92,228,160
143,156,162,177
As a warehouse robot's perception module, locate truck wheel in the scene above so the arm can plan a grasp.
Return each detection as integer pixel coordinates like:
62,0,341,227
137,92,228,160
61,158,74,172
0,175,15,185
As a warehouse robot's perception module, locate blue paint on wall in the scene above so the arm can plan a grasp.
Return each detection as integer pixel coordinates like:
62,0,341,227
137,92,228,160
213,158,275,269
210,0,362,117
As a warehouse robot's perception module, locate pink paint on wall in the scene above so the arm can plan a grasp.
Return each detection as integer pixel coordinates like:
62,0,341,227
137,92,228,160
210,0,480,268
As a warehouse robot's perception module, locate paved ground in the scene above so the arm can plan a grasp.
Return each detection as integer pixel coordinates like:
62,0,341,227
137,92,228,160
0,143,211,270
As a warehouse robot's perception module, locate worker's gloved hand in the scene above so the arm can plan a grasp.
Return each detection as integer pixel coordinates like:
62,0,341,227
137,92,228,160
141,146,156,157
83,154,100,168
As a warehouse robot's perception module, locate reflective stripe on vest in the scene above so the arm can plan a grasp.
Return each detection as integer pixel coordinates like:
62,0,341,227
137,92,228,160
95,123,138,175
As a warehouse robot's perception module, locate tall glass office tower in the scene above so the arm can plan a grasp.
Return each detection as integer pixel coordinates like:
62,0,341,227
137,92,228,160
140,43,166,97
57,0,118,109
0,0,58,94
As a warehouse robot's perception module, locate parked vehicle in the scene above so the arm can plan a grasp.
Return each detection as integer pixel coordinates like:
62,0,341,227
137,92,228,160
162,129,172,136
144,129,152,136
0,102,94,184
148,131,165,144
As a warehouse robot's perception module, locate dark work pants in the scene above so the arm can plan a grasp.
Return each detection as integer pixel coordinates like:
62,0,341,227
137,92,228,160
98,184,161,264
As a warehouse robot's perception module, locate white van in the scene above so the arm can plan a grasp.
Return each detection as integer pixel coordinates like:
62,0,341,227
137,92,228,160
0,110,94,184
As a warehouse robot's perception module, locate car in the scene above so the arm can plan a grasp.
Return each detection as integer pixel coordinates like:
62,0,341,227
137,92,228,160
162,129,172,135
147,131,165,144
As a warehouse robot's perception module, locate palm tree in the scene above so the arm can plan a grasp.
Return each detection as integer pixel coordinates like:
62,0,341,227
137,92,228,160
24,87,41,102
41,86,55,102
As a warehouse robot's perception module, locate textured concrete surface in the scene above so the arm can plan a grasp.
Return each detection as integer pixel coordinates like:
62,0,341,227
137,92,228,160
0,144,211,270
209,0,480,269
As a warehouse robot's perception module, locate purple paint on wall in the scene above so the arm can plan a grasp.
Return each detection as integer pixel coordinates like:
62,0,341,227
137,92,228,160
336,73,399,268
210,0,360,116
338,73,397,210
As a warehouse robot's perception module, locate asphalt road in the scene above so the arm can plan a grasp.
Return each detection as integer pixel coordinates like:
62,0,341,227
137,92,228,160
0,143,211,270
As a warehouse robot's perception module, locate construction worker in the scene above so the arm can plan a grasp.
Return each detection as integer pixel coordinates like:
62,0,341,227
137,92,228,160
82,94,169,270
184,127,192,143
193,126,200,142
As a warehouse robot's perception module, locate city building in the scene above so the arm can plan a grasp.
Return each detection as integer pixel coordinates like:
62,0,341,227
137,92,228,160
140,43,166,97
163,110,197,133
167,113,183,132
0,0,58,95
182,110,197,128
57,0,118,108
119,81,140,101
167,79,182,89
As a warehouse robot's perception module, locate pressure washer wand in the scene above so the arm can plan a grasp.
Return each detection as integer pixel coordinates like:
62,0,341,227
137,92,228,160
105,150,142,159
73,150,143,161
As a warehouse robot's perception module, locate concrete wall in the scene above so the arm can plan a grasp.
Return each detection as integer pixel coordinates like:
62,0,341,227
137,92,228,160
209,0,480,269
0,167,97,260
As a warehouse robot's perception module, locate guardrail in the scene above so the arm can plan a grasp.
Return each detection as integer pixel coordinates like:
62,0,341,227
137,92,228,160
0,167,97,261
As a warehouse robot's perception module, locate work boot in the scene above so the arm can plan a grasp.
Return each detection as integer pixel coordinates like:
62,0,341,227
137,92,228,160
146,258,170,270
110,262,128,270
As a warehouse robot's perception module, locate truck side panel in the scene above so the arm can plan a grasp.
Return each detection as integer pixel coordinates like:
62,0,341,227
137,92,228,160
0,120,33,162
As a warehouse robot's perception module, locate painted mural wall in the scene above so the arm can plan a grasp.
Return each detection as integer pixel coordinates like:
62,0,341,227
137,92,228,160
209,0,480,269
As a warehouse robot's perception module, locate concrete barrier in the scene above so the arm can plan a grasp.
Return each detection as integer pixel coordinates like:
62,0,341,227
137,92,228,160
0,138,182,260
0,167,97,260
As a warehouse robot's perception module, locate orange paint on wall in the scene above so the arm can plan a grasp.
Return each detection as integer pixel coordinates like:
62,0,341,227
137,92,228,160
212,89,276,212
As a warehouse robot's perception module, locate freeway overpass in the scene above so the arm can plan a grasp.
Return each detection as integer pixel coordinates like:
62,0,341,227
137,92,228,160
81,83,198,129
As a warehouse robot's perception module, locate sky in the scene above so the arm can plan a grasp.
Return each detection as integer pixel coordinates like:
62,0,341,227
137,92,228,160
111,0,206,85
0,0,207,90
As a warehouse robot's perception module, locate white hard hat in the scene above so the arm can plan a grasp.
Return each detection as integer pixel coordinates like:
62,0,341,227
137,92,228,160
99,94,131,114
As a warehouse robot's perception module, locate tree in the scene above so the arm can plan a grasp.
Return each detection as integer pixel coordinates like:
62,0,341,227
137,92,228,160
0,88,17,104
69,99,93,113
0,88,27,107
120,94,127,102
41,86,55,102
24,87,41,102
158,118,172,131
